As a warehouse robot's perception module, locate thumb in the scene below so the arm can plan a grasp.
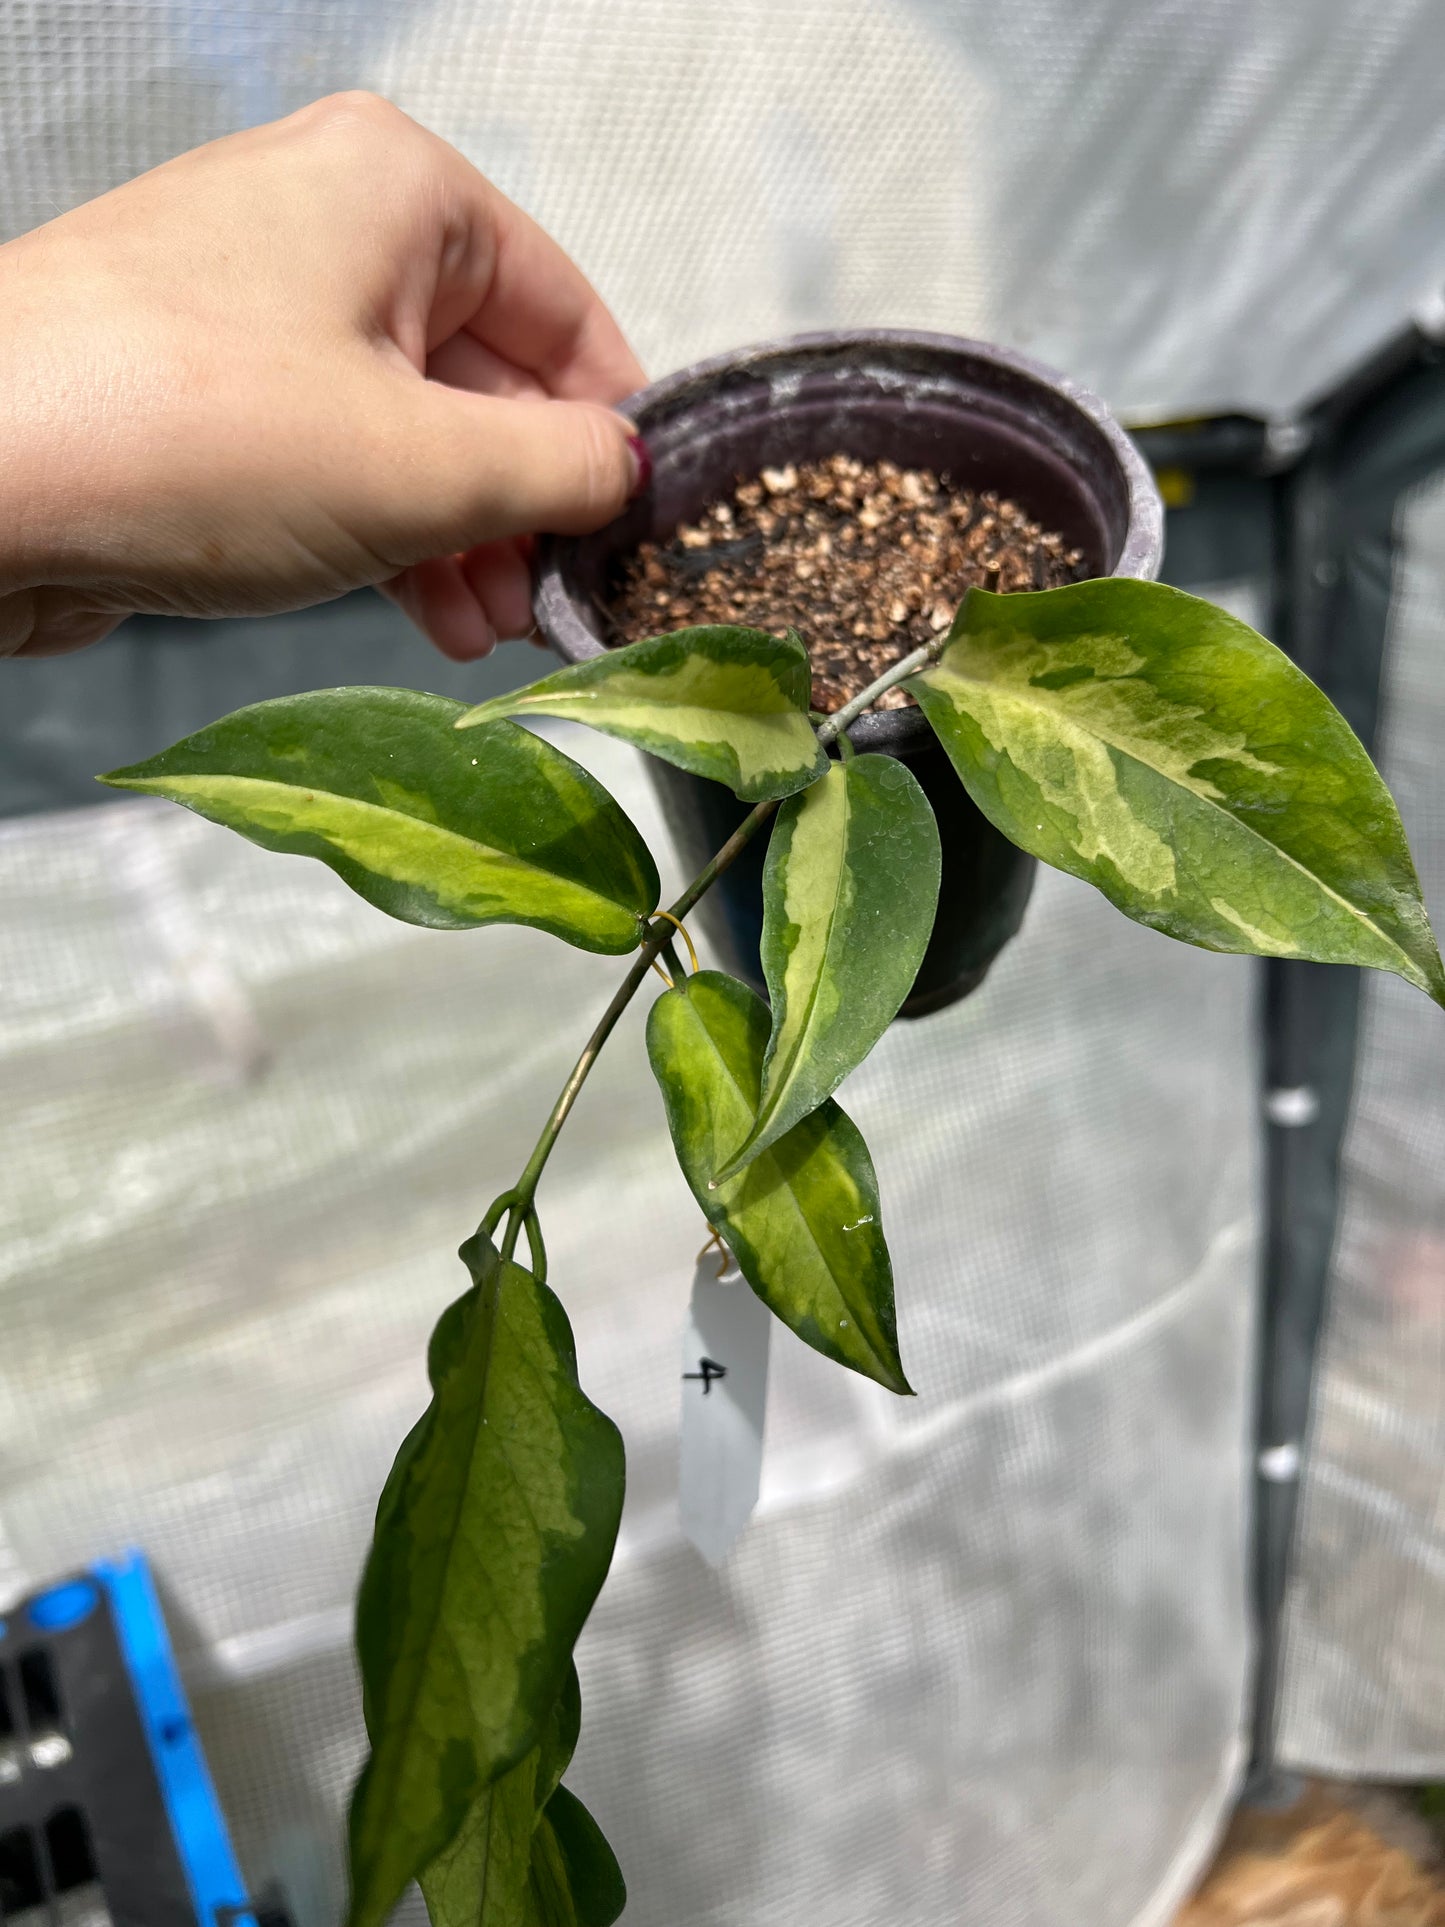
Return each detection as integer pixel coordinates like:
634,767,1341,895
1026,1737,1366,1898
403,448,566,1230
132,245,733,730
373,386,644,559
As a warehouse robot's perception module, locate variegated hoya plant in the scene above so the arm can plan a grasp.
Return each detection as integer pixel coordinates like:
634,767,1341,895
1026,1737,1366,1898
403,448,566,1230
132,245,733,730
101,579,1444,1925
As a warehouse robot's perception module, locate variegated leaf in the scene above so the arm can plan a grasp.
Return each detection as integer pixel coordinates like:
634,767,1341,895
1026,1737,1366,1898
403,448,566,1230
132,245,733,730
101,689,658,954
718,753,940,1177
416,1668,575,1927
648,971,909,1394
528,1788,627,1927
418,1667,624,1927
417,1736,540,1927
348,1236,625,1927
456,628,828,803
910,580,1445,1003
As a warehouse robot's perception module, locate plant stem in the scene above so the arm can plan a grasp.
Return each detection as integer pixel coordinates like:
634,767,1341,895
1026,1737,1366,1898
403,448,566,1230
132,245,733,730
814,630,949,744
497,625,953,1236
507,944,659,1211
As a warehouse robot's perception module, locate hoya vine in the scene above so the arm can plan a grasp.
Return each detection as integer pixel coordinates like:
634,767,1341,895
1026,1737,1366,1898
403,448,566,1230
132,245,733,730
481,623,951,1294
101,578,1445,1925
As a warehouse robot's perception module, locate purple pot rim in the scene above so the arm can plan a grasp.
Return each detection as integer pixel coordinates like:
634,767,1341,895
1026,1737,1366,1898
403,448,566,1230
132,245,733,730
534,327,1164,753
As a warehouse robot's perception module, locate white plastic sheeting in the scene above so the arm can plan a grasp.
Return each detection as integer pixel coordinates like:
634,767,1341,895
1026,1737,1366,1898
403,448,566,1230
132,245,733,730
1276,473,1445,1778
3,2,1445,421
0,728,1258,1927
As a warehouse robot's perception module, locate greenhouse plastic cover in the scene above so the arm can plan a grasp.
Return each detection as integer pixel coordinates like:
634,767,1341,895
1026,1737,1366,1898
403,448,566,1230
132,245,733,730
0,730,1258,1927
3,1,1445,423
2,4,1444,1925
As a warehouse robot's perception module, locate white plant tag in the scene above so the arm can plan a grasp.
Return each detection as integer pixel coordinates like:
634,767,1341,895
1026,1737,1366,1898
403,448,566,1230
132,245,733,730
679,1244,771,1566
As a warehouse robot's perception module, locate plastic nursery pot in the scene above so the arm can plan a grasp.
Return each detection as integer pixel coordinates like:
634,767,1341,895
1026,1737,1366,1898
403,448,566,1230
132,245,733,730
534,330,1164,1018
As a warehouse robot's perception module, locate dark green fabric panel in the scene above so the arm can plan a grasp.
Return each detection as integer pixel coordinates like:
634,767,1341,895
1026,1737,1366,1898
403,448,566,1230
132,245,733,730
1136,374,1445,1785
1155,471,1274,593
1250,348,1445,1780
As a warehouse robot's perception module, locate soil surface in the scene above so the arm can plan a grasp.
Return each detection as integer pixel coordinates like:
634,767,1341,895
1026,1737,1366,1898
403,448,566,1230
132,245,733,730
604,454,1086,712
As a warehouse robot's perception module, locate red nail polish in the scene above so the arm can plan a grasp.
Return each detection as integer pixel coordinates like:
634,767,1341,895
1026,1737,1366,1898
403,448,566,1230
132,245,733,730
626,433,653,499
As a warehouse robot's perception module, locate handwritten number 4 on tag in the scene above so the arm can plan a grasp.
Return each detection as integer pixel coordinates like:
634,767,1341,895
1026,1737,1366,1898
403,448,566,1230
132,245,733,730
679,1239,769,1564
683,1357,727,1395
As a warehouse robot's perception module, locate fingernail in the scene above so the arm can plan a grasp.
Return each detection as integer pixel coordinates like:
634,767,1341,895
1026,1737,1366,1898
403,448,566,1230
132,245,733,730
625,433,653,500
464,614,498,661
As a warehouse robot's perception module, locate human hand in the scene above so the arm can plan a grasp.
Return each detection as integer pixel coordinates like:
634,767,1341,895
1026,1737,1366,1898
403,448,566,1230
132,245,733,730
0,92,646,661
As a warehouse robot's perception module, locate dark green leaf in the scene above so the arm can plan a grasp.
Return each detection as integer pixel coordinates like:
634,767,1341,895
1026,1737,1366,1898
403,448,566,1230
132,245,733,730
530,1788,627,1927
347,1236,625,1927
718,754,940,1176
530,1667,583,1817
416,1668,608,1927
910,581,1445,1001
101,688,659,953
648,971,908,1393
457,628,828,802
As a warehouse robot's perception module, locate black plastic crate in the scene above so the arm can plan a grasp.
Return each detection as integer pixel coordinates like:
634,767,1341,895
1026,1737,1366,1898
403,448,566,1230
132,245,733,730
0,1555,266,1927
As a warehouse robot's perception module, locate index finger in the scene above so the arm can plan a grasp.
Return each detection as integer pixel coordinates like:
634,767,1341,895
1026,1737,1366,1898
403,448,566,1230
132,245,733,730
429,140,645,405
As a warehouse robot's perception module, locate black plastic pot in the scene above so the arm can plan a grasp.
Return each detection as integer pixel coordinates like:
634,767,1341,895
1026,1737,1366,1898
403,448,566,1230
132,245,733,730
535,330,1163,1016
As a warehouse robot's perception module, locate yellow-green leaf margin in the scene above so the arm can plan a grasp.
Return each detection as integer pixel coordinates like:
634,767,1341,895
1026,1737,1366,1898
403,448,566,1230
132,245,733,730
457,628,828,803
101,687,659,954
719,753,940,1177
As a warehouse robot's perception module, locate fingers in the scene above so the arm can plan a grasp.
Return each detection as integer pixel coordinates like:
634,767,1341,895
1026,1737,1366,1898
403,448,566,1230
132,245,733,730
374,384,643,561
0,96,647,666
468,188,645,402
0,587,121,659
382,539,535,661
383,556,496,662
418,135,644,403
426,332,548,401
459,539,533,637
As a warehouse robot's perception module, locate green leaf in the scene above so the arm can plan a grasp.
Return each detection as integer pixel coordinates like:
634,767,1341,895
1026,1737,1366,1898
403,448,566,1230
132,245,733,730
101,688,659,954
529,1667,583,1818
910,580,1445,1001
530,1788,627,1927
456,628,828,803
418,1777,625,1927
348,1236,625,1927
417,1669,624,1927
718,754,941,1177
648,971,909,1394
418,1741,540,1927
